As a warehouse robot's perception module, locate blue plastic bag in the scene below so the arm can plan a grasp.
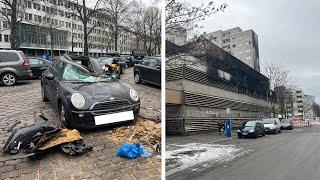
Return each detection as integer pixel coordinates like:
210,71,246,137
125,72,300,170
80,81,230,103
116,143,151,159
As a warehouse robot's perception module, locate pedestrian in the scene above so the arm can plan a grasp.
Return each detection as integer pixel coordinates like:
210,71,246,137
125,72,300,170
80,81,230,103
217,120,225,135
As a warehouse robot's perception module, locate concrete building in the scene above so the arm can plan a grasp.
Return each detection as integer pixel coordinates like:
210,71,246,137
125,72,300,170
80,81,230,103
165,25,187,46
202,27,260,72
166,38,275,134
0,0,136,57
305,95,315,120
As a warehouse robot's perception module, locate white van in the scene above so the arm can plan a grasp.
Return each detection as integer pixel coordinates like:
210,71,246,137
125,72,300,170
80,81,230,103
262,118,281,134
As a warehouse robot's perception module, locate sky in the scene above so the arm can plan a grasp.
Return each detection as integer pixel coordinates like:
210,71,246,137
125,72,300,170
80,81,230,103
186,0,320,103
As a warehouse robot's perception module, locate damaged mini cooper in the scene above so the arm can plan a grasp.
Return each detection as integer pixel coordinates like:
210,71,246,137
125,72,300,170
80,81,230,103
41,55,140,129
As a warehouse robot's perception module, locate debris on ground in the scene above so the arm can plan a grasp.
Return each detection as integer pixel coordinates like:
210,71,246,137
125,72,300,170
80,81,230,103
116,143,151,159
3,121,91,157
106,118,161,155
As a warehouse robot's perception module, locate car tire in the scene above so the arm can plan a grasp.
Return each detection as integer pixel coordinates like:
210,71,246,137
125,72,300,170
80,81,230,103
134,72,141,84
1,72,17,86
41,87,49,102
59,103,71,128
253,133,258,138
262,132,265,136
238,133,242,138
279,129,281,133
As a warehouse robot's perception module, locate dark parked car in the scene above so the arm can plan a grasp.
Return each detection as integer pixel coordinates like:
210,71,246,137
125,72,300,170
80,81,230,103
0,50,33,86
98,56,127,74
41,55,140,129
134,56,161,86
121,55,139,67
281,118,293,130
28,57,51,79
237,120,265,138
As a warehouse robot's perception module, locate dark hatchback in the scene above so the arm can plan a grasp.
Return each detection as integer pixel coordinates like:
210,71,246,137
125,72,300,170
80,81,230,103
134,56,161,86
281,119,294,130
28,57,51,79
41,55,140,129
237,120,265,138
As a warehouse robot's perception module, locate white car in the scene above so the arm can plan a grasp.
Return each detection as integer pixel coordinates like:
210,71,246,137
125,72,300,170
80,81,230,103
262,118,281,134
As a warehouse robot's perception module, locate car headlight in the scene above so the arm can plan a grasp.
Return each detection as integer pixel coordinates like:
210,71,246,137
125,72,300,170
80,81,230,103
71,93,86,109
237,129,241,132
130,89,139,102
249,129,255,133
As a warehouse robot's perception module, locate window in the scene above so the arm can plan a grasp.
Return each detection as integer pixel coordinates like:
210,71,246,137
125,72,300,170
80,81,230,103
2,21,7,29
232,45,236,48
52,60,65,77
141,58,150,66
27,1,32,8
0,34,2,42
4,35,9,42
0,52,19,62
33,3,37,9
29,58,40,65
149,58,159,68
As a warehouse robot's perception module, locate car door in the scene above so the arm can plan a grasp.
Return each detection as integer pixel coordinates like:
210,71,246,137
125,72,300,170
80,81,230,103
138,58,150,81
46,60,65,109
148,58,161,85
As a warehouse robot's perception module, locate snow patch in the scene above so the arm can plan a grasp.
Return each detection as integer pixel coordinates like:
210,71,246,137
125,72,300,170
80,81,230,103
166,143,246,176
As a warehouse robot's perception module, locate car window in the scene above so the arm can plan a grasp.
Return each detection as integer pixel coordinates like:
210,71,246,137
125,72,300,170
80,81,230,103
62,64,100,82
263,118,275,124
52,60,65,77
149,58,158,68
38,59,45,64
29,58,40,65
141,58,150,66
97,57,113,64
0,52,20,62
244,121,256,127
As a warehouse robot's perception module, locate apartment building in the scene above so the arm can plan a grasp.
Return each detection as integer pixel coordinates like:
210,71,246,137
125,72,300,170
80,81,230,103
0,0,136,57
203,27,260,72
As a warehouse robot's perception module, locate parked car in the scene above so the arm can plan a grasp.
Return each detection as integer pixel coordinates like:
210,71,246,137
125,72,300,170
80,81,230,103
97,56,127,74
28,57,51,79
237,120,265,138
41,55,140,129
134,56,161,86
262,118,281,134
281,118,294,130
121,55,139,67
0,50,33,86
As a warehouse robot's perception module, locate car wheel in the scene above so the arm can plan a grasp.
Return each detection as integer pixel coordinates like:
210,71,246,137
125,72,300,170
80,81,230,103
41,87,49,102
238,133,242,138
1,73,17,86
59,104,71,128
253,133,258,138
262,131,265,136
279,129,281,133
134,72,141,84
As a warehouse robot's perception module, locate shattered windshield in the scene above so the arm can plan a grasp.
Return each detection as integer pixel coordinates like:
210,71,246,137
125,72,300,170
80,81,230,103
62,63,113,82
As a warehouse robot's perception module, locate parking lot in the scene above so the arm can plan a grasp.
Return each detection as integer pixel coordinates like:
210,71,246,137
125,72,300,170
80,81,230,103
0,67,161,179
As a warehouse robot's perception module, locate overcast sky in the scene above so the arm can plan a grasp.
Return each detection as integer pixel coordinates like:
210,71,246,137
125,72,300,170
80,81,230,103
186,0,320,103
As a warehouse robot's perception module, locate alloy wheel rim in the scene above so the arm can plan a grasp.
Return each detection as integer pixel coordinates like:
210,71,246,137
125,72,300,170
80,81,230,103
135,74,140,82
3,74,15,85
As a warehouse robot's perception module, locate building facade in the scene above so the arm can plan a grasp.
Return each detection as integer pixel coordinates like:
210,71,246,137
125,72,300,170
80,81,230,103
202,27,260,72
0,0,137,57
166,38,275,135
284,90,315,120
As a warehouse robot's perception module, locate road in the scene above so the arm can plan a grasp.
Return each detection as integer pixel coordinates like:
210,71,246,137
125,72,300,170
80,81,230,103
167,126,320,180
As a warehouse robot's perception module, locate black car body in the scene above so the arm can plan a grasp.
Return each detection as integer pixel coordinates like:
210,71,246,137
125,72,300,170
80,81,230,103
41,55,140,129
281,119,294,130
237,120,265,138
134,56,161,86
28,57,51,78
121,55,139,67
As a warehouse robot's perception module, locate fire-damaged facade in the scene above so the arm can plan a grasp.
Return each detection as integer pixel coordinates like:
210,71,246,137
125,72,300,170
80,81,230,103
166,38,277,134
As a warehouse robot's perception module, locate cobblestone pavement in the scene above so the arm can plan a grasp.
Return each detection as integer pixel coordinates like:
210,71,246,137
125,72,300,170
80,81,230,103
0,68,161,180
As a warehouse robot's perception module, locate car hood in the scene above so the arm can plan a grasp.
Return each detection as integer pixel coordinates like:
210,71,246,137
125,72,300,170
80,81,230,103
264,124,276,128
64,81,133,101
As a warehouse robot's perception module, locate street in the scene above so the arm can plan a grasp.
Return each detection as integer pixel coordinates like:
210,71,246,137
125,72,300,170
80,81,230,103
166,126,320,180
0,67,161,180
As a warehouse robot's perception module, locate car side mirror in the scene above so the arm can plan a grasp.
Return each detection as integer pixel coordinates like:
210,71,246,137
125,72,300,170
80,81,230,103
155,66,161,70
45,72,54,80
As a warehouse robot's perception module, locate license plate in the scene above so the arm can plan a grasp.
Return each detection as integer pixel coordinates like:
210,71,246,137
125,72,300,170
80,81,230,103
242,132,248,135
94,111,134,125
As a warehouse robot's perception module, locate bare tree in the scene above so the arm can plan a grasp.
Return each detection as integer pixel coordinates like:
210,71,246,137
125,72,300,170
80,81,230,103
70,0,102,56
312,103,320,117
144,5,161,55
0,0,29,49
166,0,227,33
101,0,132,52
262,60,297,91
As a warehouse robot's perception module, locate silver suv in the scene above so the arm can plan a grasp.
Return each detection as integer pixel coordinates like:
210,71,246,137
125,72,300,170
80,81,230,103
0,50,33,86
